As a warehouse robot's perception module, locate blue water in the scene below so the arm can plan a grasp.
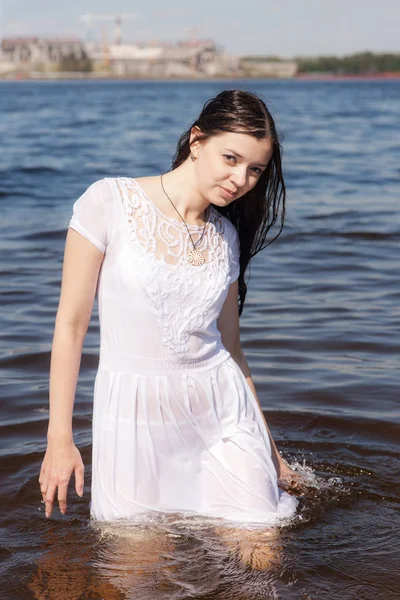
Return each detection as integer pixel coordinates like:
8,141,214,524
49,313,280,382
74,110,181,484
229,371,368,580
0,79,399,599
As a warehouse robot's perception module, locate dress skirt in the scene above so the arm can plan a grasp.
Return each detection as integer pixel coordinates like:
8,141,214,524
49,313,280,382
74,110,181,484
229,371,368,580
91,348,298,525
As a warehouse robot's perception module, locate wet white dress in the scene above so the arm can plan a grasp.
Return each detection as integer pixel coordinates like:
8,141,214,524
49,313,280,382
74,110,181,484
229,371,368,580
69,177,298,524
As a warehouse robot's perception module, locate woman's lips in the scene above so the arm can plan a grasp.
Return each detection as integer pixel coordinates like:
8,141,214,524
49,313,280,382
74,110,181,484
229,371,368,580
219,186,237,199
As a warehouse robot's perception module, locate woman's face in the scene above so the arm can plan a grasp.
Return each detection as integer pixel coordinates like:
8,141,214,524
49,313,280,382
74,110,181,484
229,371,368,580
191,130,273,206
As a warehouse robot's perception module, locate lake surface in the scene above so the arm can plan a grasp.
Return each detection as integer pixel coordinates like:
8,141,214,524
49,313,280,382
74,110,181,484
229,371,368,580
0,79,399,599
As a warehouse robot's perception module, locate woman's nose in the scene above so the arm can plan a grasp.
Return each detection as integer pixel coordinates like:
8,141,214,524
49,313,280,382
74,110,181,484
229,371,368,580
230,167,247,189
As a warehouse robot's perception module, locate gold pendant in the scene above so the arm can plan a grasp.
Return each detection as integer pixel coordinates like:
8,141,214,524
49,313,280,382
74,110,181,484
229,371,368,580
187,248,206,266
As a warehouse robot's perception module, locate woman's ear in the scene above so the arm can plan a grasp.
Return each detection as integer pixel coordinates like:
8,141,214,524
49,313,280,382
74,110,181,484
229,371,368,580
189,126,203,156
189,127,203,161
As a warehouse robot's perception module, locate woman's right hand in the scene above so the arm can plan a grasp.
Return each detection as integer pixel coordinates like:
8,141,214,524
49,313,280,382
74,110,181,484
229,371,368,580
39,439,84,518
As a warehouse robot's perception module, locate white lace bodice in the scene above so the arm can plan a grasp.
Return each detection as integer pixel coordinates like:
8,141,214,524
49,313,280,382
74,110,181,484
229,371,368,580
69,177,240,361
117,177,222,267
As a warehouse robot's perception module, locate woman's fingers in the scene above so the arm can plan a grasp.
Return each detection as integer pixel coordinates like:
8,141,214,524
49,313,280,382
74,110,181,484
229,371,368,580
57,482,69,515
40,479,47,497
39,444,85,517
44,482,57,518
278,469,309,494
39,471,48,501
74,463,85,497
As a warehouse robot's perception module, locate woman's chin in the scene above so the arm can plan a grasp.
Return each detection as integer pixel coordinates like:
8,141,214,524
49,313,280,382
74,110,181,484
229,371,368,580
211,193,236,207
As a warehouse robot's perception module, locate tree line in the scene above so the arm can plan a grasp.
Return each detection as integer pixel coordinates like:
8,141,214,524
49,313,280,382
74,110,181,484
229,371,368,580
242,52,400,74
297,52,400,74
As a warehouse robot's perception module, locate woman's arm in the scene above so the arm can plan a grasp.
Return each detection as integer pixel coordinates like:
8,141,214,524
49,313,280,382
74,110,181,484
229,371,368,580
217,280,292,480
39,228,104,517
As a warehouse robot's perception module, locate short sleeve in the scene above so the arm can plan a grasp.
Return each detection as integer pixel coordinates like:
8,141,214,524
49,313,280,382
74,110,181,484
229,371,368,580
68,179,111,253
227,221,240,284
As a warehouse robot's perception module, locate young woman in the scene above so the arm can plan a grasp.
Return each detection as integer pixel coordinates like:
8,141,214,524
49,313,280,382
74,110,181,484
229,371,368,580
39,89,301,525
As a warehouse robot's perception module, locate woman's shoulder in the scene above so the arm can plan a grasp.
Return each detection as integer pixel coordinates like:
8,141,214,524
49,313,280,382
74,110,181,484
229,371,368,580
110,175,159,190
84,177,139,203
77,177,116,200
70,179,118,252
104,175,159,201
72,177,121,229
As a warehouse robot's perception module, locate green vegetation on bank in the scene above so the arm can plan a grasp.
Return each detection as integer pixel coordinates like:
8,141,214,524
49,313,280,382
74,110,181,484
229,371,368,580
242,52,400,74
297,52,400,74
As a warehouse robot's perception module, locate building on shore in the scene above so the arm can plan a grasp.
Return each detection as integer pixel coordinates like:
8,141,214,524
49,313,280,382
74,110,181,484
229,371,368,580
240,58,298,78
0,37,89,73
86,39,239,77
0,36,238,78
0,36,297,79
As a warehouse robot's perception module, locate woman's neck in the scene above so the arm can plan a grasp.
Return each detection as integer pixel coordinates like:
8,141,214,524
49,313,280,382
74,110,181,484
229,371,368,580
160,162,210,225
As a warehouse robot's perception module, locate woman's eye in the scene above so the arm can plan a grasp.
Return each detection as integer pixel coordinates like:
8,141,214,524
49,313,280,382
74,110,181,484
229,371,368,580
251,167,262,175
223,155,262,175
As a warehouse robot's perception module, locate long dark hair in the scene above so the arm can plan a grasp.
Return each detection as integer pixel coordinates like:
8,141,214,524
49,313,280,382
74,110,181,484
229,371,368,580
171,89,286,315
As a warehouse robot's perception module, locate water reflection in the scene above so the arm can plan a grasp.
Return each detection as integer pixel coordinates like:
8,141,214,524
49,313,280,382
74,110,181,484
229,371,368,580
28,516,291,600
24,465,369,599
27,469,344,599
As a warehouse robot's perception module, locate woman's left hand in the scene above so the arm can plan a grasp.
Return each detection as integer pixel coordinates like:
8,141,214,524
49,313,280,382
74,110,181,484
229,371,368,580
277,461,306,492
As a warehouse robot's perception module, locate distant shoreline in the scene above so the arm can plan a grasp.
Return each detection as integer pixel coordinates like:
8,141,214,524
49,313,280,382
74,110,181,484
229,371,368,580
296,72,400,81
1,71,400,82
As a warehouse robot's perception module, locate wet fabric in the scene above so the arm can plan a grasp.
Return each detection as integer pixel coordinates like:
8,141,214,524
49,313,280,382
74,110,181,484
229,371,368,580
69,177,299,524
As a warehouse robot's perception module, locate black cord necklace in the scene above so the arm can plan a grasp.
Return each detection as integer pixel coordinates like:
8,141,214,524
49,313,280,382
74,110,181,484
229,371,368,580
160,174,210,266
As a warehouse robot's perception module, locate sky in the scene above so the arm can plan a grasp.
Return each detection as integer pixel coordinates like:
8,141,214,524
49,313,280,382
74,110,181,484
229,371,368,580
1,0,399,57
